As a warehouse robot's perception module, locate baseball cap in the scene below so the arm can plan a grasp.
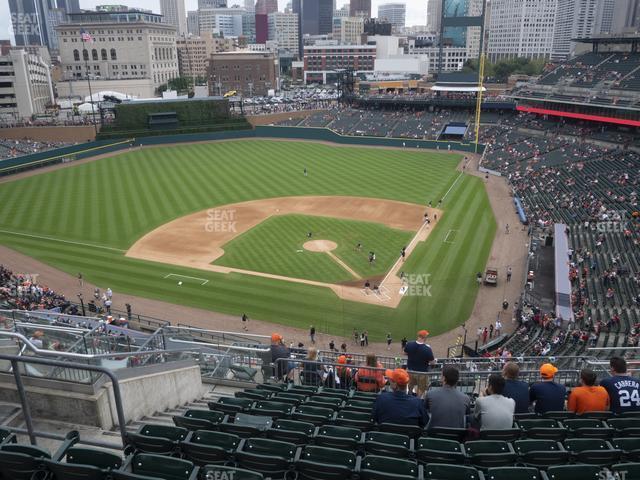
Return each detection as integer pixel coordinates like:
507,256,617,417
417,329,430,337
540,363,558,379
337,355,347,364
385,368,410,385
271,333,283,343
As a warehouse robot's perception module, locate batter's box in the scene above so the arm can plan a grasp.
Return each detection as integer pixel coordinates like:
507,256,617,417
444,229,459,244
164,273,209,286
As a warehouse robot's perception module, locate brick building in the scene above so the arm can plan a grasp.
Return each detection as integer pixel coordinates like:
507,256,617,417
208,51,279,96
303,44,375,84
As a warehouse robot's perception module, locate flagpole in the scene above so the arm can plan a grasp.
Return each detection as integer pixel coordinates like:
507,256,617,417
81,35,98,136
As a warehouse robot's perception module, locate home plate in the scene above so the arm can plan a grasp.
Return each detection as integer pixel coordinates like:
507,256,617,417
296,249,304,253
399,286,408,295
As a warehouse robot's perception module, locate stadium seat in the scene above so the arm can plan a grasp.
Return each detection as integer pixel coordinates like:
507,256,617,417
544,465,601,479
360,455,422,480
612,462,640,479
464,440,517,468
516,419,567,440
479,429,522,442
513,439,569,467
513,413,538,421
235,437,297,479
43,448,123,480
578,411,612,420
180,430,241,466
0,444,53,480
208,397,253,416
295,445,358,480
364,431,412,458
288,385,318,395
172,409,227,431
273,392,307,406
342,399,375,413
292,405,334,426
607,417,640,436
333,409,374,430
113,453,198,480
200,465,264,480
304,395,343,410
622,411,640,418
236,390,272,401
0,428,15,445
218,413,273,438
486,467,543,480
562,418,614,438
126,425,189,455
542,411,575,420
415,437,466,464
563,438,621,466
314,425,362,450
426,427,467,442
611,437,640,462
256,383,286,393
378,422,424,439
266,419,315,445
249,400,294,419
317,388,349,400
352,391,379,402
423,463,484,480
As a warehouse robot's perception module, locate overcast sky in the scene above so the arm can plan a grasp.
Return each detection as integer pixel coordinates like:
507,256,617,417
1,0,427,42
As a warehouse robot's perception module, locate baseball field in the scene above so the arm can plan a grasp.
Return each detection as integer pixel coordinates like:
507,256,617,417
0,139,496,339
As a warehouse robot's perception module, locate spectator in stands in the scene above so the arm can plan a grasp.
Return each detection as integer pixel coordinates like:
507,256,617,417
29,330,44,349
270,333,292,382
373,368,428,427
404,329,435,397
568,368,609,414
300,347,325,386
424,364,470,429
354,353,386,392
529,363,567,414
501,362,530,414
474,374,515,430
600,357,640,414
336,355,353,390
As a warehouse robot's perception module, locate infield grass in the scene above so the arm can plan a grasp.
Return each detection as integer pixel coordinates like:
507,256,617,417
0,140,495,339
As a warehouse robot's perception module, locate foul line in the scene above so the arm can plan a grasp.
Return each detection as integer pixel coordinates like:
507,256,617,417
326,251,362,280
442,171,465,202
164,273,209,285
444,229,459,244
0,229,126,252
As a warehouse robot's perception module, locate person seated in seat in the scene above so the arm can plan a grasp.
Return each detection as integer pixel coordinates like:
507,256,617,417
474,374,515,429
529,363,567,414
354,353,386,392
336,355,354,390
424,364,470,429
300,347,325,386
568,368,609,414
373,368,428,427
501,361,531,414
270,333,293,382
600,356,640,414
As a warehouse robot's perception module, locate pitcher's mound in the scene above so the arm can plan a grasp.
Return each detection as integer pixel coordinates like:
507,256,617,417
303,240,337,252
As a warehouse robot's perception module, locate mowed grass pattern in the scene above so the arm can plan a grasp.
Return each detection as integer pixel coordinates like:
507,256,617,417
214,214,414,283
0,140,495,339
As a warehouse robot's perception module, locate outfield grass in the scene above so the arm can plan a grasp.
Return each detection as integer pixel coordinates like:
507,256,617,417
214,214,414,283
0,140,495,340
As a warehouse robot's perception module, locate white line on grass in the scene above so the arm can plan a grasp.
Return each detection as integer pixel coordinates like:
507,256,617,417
444,229,458,244
0,229,126,252
442,171,464,202
164,273,209,285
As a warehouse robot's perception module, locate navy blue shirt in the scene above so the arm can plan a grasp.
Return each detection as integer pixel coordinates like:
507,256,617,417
373,390,428,427
529,381,566,414
600,375,640,414
502,379,530,414
404,341,435,372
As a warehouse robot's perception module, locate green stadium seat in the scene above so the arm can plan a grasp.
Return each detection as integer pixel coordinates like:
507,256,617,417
622,411,640,417
273,392,307,406
208,397,253,416
352,391,379,402
317,388,349,400
292,405,334,426
180,430,241,466
43,448,123,480
235,437,297,479
314,425,362,450
266,419,315,445
423,463,484,480
378,422,424,439
249,400,294,419
562,418,614,438
236,390,272,401
333,409,374,430
612,462,640,479
607,417,640,436
426,427,467,442
479,429,521,442
0,444,52,480
172,409,226,431
486,467,542,480
464,440,517,468
256,383,286,393
360,455,422,480
218,413,273,438
542,411,575,420
126,425,188,455
201,465,264,480
514,413,538,421
0,428,15,445
611,437,640,462
304,396,343,410
415,437,466,464
288,385,318,395
563,438,621,466
544,464,601,480
578,411,612,420
295,445,358,480
516,419,567,441
113,453,198,480
342,399,375,413
513,439,569,467
364,431,412,458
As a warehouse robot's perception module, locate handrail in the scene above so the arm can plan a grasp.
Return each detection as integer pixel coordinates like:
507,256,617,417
173,324,271,340
167,336,271,353
12,322,91,334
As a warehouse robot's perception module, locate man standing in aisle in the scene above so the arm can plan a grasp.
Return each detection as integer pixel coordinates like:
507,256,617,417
404,330,435,397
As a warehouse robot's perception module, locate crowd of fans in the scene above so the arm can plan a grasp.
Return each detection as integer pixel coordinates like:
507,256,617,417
0,138,74,160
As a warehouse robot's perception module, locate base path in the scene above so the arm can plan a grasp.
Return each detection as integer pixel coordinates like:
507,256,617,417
127,196,441,307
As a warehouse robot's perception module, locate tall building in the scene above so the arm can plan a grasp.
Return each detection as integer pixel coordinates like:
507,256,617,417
350,0,372,18
334,4,350,19
378,3,406,30
268,12,299,52
303,44,375,83
199,0,228,7
255,0,278,43
332,17,364,44
0,48,54,120
293,0,333,57
199,8,246,37
611,0,640,33
187,10,200,35
57,0,80,13
55,10,179,98
9,0,70,50
176,32,233,78
208,51,279,96
242,11,257,43
160,0,187,36
426,0,442,33
487,0,557,61
244,0,256,12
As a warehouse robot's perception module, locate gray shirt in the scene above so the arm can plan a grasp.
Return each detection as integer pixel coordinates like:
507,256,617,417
425,385,471,429
474,394,515,430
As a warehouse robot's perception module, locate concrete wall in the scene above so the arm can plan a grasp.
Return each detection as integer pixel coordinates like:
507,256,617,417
0,126,96,143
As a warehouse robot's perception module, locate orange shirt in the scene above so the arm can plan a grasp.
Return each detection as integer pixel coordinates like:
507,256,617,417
567,385,610,414
355,362,386,392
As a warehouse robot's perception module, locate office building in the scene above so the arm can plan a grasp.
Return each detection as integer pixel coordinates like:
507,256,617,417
268,12,300,53
303,44,376,83
255,0,278,43
176,32,234,78
378,3,406,30
160,0,187,36
350,0,372,18
199,7,246,37
427,0,442,33
187,11,200,35
208,51,279,96
332,17,365,45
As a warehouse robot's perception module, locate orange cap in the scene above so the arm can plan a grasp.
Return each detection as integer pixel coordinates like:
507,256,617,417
418,330,429,338
540,363,558,378
337,355,347,364
385,368,410,385
271,333,282,343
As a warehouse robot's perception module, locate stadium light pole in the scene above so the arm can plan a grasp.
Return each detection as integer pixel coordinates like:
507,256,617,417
473,52,486,155
80,33,99,136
